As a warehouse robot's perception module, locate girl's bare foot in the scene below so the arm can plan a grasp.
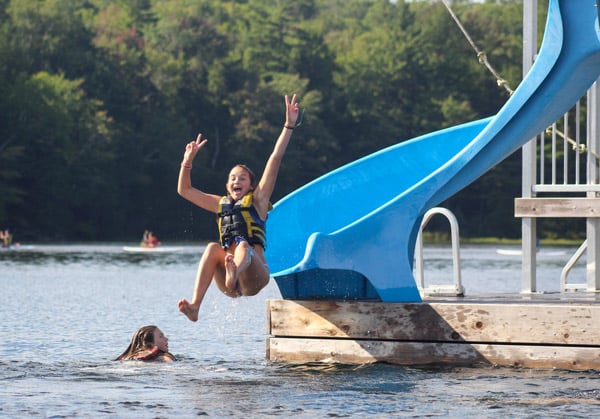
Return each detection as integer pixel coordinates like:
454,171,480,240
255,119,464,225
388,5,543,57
225,253,238,291
178,298,199,322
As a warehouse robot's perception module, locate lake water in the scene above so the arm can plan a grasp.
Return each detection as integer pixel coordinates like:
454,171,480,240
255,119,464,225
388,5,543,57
2,243,600,418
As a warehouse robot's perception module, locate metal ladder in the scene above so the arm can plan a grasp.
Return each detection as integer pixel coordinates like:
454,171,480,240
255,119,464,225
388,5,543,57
414,207,464,297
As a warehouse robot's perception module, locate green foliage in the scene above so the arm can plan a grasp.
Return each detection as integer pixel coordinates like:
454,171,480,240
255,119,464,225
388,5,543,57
1,0,575,242
1,71,113,239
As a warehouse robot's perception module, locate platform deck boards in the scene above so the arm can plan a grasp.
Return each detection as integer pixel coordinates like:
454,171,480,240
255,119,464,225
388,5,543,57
266,294,600,370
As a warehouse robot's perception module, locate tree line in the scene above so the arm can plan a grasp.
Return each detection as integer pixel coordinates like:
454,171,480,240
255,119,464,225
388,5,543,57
2,0,576,244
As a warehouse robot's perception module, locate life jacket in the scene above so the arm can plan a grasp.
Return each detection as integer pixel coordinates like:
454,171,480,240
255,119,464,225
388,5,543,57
217,192,269,249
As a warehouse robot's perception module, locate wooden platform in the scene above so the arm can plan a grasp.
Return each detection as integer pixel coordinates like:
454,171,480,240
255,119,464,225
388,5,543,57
266,294,600,370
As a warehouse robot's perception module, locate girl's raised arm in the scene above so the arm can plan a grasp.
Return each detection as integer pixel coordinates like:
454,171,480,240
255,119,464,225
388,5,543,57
253,94,299,217
177,134,222,213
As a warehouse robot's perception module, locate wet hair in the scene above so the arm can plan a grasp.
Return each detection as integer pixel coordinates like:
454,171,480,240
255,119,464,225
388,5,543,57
231,164,257,188
115,325,175,361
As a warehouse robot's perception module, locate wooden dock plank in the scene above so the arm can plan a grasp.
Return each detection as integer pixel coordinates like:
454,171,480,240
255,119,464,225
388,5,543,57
514,197,600,217
268,300,600,345
268,338,600,370
267,298,600,370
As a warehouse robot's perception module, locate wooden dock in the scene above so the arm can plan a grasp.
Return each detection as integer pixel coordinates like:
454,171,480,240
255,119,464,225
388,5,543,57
266,294,600,370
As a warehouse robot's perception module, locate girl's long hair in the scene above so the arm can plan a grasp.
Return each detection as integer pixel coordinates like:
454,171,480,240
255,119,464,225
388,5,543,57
115,325,175,361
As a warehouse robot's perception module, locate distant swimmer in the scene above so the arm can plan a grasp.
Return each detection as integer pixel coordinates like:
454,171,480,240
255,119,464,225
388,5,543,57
140,230,161,248
0,229,13,247
115,325,175,362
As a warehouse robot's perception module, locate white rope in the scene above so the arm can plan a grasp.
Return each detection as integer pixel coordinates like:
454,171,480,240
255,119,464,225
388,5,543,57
545,127,600,160
440,0,514,96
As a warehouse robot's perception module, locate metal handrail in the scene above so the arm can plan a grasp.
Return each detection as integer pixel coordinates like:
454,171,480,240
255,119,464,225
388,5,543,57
415,207,464,297
560,239,588,291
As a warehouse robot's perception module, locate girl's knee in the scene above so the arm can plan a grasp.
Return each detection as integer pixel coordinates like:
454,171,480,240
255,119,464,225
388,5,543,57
201,242,225,262
206,242,221,251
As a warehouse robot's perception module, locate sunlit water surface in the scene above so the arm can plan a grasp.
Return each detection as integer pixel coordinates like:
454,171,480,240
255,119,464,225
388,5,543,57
2,244,600,418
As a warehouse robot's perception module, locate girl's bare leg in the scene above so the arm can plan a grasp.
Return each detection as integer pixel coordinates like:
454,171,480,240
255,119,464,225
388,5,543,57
178,243,226,321
225,241,252,292
237,246,270,296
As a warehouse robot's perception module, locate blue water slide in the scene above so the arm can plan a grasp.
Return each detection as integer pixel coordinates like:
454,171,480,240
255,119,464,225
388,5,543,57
266,0,600,302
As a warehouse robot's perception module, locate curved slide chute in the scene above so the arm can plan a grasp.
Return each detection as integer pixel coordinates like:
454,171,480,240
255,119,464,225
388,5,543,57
266,0,600,302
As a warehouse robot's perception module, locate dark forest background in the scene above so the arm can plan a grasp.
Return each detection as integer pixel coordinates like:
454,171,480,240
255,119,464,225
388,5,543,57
2,0,582,243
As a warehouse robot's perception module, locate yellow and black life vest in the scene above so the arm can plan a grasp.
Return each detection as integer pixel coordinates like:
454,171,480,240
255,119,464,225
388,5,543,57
217,192,268,249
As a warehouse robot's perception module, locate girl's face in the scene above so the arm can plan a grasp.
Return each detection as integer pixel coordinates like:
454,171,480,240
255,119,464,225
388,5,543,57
152,328,170,353
226,166,253,200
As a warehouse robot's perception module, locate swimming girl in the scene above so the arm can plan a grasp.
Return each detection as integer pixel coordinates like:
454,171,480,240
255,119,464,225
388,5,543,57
115,325,176,362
